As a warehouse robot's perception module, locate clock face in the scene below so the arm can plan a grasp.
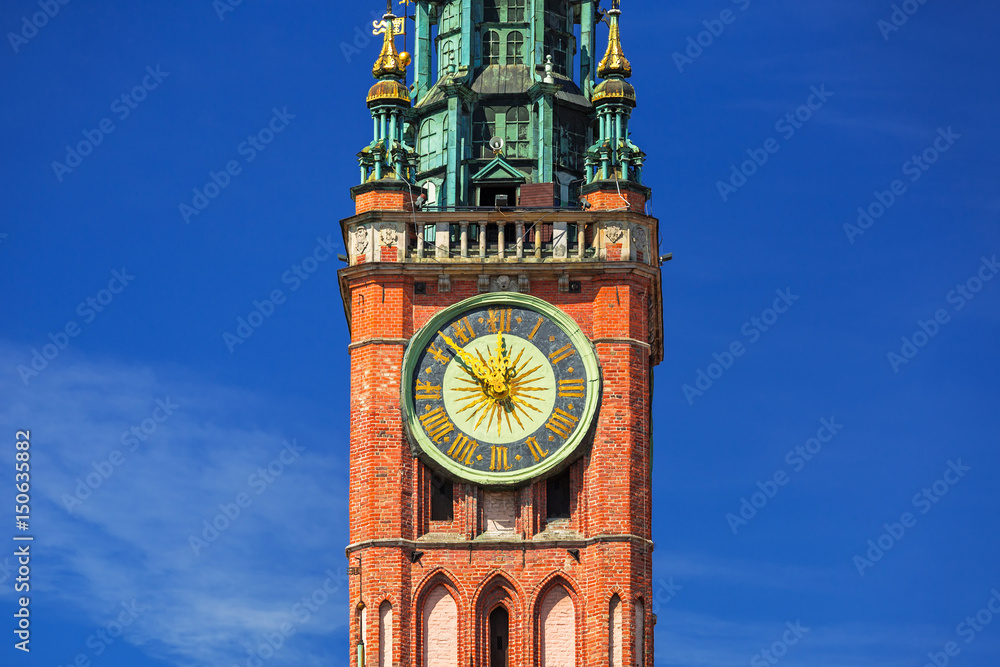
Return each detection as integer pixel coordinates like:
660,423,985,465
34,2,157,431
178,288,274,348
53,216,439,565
402,293,601,486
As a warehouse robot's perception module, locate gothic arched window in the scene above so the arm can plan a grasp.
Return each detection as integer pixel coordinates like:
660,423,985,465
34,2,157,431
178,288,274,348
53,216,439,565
506,31,524,65
540,585,575,666
422,586,458,666
609,594,623,667
483,30,501,66
378,601,393,667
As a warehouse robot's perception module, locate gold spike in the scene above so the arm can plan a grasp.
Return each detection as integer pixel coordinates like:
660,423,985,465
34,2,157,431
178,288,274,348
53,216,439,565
597,8,632,79
372,14,406,79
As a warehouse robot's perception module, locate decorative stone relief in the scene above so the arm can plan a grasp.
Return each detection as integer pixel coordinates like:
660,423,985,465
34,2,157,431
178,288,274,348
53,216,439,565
554,243,567,258
605,223,624,244
633,224,648,259
353,225,369,254
438,274,451,293
379,223,398,247
489,275,520,293
478,275,491,293
558,274,570,293
518,274,530,293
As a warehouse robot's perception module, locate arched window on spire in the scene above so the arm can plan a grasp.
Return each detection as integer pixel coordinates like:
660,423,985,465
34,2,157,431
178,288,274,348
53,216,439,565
506,32,524,65
482,30,501,66
439,38,456,78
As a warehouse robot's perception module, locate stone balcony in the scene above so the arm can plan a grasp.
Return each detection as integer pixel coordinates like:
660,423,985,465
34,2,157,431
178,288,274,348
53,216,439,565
341,209,660,268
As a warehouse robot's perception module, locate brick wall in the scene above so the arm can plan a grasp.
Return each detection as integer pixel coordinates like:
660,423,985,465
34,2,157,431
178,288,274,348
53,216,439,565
582,188,647,214
355,187,421,215
346,271,656,666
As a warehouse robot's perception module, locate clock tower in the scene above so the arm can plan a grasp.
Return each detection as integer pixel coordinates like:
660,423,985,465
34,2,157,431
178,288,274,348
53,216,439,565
339,1,663,665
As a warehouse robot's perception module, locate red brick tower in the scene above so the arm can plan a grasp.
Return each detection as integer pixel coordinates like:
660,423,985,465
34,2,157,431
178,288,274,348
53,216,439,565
340,3,663,665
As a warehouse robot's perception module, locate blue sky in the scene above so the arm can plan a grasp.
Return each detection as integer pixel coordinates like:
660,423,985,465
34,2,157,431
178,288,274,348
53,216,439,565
1,0,999,665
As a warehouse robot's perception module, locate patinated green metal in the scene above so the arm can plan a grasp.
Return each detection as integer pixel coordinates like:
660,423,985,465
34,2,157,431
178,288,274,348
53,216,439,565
358,1,646,204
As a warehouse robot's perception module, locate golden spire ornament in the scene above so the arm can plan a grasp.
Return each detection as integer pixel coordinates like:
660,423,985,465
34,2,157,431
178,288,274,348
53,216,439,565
372,10,406,79
597,1,632,79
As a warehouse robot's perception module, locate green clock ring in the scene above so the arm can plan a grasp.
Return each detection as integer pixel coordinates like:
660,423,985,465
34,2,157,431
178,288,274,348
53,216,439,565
402,292,601,487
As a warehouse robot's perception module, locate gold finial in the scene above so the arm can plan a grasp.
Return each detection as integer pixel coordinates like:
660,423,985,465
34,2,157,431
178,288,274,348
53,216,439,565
597,6,632,79
372,13,405,79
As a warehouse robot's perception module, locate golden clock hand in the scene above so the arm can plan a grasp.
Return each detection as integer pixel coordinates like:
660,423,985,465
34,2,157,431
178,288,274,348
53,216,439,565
441,333,488,381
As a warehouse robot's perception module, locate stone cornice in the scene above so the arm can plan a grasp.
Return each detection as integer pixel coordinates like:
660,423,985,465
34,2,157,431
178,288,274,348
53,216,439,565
345,533,654,556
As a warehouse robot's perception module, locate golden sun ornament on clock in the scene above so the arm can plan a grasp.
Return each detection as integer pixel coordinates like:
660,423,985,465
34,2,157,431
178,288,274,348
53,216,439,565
402,293,601,486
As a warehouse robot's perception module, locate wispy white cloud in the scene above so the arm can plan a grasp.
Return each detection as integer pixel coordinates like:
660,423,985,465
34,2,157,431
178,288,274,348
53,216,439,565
655,607,933,667
0,343,350,666
649,551,971,667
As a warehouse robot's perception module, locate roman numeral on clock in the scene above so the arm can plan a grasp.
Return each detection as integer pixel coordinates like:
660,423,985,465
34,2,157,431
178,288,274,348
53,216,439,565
529,316,544,340
450,317,476,343
490,445,512,471
427,342,450,365
447,433,478,465
419,407,454,443
548,343,576,364
558,379,585,398
487,308,512,333
525,436,549,462
544,408,579,438
415,380,442,400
